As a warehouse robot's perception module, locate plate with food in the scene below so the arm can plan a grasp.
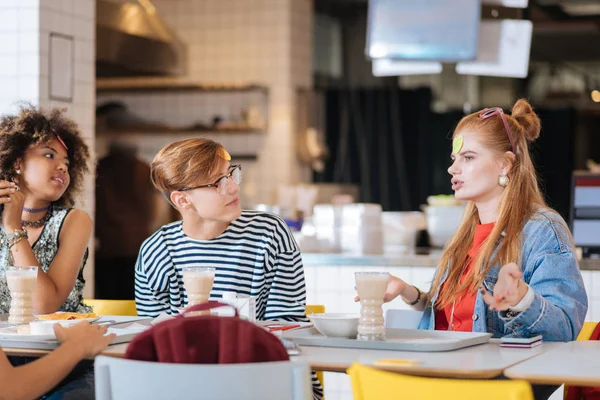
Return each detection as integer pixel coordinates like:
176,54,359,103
0,312,100,340
36,312,100,323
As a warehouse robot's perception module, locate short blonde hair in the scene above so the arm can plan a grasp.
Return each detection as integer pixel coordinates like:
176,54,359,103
150,138,227,202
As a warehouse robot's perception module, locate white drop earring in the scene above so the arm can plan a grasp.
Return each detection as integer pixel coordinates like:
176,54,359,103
15,169,20,175
498,174,509,187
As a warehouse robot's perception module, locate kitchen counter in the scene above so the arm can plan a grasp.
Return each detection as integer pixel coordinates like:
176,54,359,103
580,258,600,271
302,250,600,271
302,249,441,267
302,250,600,331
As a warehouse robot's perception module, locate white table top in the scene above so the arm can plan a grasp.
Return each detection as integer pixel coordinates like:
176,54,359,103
1,316,150,359
4,338,563,380
505,341,600,386
290,340,564,379
2,318,570,382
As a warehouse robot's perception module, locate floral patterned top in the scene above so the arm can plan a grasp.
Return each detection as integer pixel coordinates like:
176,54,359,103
0,206,91,313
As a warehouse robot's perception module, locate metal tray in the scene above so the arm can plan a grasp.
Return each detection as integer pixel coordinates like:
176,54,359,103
0,327,144,351
283,328,492,352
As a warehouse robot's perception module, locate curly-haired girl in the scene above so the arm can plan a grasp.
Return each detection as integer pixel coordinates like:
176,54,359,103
0,104,93,314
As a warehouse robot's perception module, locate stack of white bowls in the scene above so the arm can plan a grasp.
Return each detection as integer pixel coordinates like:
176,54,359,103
381,211,427,250
311,203,384,254
339,203,383,255
425,205,466,248
311,204,343,253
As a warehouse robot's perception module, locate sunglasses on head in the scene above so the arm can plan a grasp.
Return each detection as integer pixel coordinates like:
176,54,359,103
478,107,516,154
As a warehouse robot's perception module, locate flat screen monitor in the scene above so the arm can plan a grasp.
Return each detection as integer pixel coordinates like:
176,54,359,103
456,19,532,78
366,0,481,61
482,0,528,7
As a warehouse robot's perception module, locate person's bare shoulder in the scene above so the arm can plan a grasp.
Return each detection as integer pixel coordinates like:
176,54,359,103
60,209,93,237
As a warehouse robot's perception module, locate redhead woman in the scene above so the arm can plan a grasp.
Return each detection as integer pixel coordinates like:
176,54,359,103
358,99,587,399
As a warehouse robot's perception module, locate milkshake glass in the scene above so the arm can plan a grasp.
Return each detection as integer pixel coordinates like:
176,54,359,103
6,266,38,325
182,267,215,307
355,271,389,340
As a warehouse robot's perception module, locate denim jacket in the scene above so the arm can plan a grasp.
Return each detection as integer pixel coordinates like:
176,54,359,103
418,207,588,341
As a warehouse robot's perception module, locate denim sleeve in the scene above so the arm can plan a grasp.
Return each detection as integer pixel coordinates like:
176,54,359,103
498,251,588,341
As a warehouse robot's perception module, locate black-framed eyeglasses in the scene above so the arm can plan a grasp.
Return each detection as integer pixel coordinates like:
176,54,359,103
179,164,242,196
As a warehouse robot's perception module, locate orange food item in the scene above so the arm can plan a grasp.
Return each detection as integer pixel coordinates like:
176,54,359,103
37,312,98,321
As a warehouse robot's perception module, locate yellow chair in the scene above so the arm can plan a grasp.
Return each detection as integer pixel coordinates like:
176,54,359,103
307,304,326,394
347,363,534,400
84,299,138,316
307,304,325,314
576,321,598,341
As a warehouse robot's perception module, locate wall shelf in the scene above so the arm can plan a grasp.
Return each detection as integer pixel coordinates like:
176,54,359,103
96,77,268,94
97,127,265,135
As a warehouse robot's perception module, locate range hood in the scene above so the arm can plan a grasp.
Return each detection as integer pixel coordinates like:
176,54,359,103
96,0,187,77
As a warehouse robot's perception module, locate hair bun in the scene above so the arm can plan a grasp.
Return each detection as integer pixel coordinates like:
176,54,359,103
510,98,541,142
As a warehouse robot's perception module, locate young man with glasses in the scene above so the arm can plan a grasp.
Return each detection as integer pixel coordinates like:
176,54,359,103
134,138,306,321
134,139,325,398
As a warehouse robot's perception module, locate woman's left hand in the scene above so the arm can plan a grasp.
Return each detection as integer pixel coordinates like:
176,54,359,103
480,262,528,311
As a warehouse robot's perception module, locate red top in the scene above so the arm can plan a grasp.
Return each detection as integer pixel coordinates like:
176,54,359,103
435,222,495,331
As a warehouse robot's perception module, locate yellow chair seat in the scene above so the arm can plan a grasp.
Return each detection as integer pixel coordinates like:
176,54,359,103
307,304,326,394
348,363,534,400
84,299,138,316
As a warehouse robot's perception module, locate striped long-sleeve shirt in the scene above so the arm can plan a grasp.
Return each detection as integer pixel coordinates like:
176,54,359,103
134,211,307,319
134,211,322,399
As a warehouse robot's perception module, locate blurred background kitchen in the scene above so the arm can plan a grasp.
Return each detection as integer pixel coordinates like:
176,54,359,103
1,0,600,396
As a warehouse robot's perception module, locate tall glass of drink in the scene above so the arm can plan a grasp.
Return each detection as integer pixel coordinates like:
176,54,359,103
182,267,215,307
355,271,389,341
6,266,38,325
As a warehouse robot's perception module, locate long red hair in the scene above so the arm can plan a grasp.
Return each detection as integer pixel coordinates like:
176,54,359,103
431,99,549,308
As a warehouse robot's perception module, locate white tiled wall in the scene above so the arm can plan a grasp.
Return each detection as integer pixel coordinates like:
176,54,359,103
0,0,96,296
581,270,600,322
306,265,600,400
305,264,435,400
40,0,96,297
305,265,429,317
0,1,42,112
100,0,314,205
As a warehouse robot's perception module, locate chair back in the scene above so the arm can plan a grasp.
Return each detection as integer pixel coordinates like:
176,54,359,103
577,321,599,341
307,304,326,389
125,301,289,364
95,356,312,400
384,309,424,329
307,304,325,314
84,299,137,316
347,363,534,400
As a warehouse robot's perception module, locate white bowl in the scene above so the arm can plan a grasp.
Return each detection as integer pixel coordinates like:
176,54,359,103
425,205,466,248
308,313,359,338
